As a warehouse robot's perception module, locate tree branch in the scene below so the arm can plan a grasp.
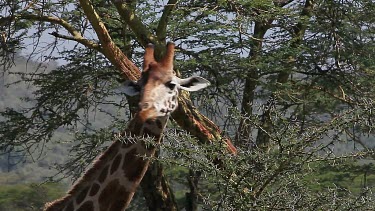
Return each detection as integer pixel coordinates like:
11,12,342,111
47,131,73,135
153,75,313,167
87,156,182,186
256,0,316,148
273,0,294,7
49,31,101,51
79,0,140,81
111,0,159,47
173,92,237,155
1,14,101,52
156,0,177,40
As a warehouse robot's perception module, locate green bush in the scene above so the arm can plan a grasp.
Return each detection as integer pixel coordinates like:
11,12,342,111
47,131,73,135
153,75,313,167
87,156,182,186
0,183,65,211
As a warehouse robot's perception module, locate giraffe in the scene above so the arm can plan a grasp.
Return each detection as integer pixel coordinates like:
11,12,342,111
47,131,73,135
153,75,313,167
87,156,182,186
44,42,210,211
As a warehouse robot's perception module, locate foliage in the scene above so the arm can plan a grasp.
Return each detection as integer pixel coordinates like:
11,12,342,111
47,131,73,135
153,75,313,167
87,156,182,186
305,161,375,194
156,126,375,210
0,182,66,211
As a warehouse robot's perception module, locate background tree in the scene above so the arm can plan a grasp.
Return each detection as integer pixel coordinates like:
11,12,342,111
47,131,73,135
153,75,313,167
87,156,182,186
1,0,375,210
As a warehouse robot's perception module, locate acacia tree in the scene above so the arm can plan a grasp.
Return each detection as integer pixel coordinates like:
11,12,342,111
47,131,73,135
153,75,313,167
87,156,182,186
1,0,375,210
0,0,236,210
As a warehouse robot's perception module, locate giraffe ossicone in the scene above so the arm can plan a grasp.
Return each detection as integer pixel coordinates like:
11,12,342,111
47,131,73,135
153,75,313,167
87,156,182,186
44,42,210,211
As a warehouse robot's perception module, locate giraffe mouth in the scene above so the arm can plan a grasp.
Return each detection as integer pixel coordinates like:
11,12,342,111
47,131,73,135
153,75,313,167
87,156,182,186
138,108,157,123
138,109,173,124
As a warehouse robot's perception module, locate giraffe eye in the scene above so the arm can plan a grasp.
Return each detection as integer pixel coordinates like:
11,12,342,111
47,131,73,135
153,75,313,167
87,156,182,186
165,81,176,90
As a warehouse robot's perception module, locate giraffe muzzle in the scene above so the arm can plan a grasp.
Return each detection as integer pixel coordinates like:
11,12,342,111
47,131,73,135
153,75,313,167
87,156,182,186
138,107,157,123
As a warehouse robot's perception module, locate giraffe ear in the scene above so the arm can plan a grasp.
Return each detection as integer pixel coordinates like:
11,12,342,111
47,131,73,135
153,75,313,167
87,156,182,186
177,76,210,92
123,80,141,96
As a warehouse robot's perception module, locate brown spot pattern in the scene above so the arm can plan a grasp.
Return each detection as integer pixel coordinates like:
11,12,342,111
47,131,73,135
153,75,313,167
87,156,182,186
98,165,109,183
64,201,74,211
76,186,90,205
108,186,127,210
99,179,120,211
121,140,134,148
77,201,94,211
110,154,122,175
122,148,148,182
104,144,119,159
89,183,100,196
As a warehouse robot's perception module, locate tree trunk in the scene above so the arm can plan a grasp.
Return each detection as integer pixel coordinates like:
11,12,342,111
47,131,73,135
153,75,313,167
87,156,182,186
141,156,178,211
237,21,269,147
185,170,201,211
255,0,315,150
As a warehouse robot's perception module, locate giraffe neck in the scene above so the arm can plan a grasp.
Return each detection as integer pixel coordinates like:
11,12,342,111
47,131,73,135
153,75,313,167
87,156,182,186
44,116,169,211
139,115,169,138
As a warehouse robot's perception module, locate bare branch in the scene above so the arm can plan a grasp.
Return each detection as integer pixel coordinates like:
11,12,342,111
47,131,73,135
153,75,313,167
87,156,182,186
111,0,159,46
273,0,294,7
49,31,100,51
0,14,101,52
79,0,140,81
156,0,177,40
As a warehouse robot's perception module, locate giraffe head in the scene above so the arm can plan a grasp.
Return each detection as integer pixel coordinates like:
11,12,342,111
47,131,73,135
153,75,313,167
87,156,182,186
124,42,210,123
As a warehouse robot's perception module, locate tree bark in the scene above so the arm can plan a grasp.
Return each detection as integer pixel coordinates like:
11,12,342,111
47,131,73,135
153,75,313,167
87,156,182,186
140,152,178,211
185,170,201,211
236,21,270,147
255,0,315,150
79,0,140,81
